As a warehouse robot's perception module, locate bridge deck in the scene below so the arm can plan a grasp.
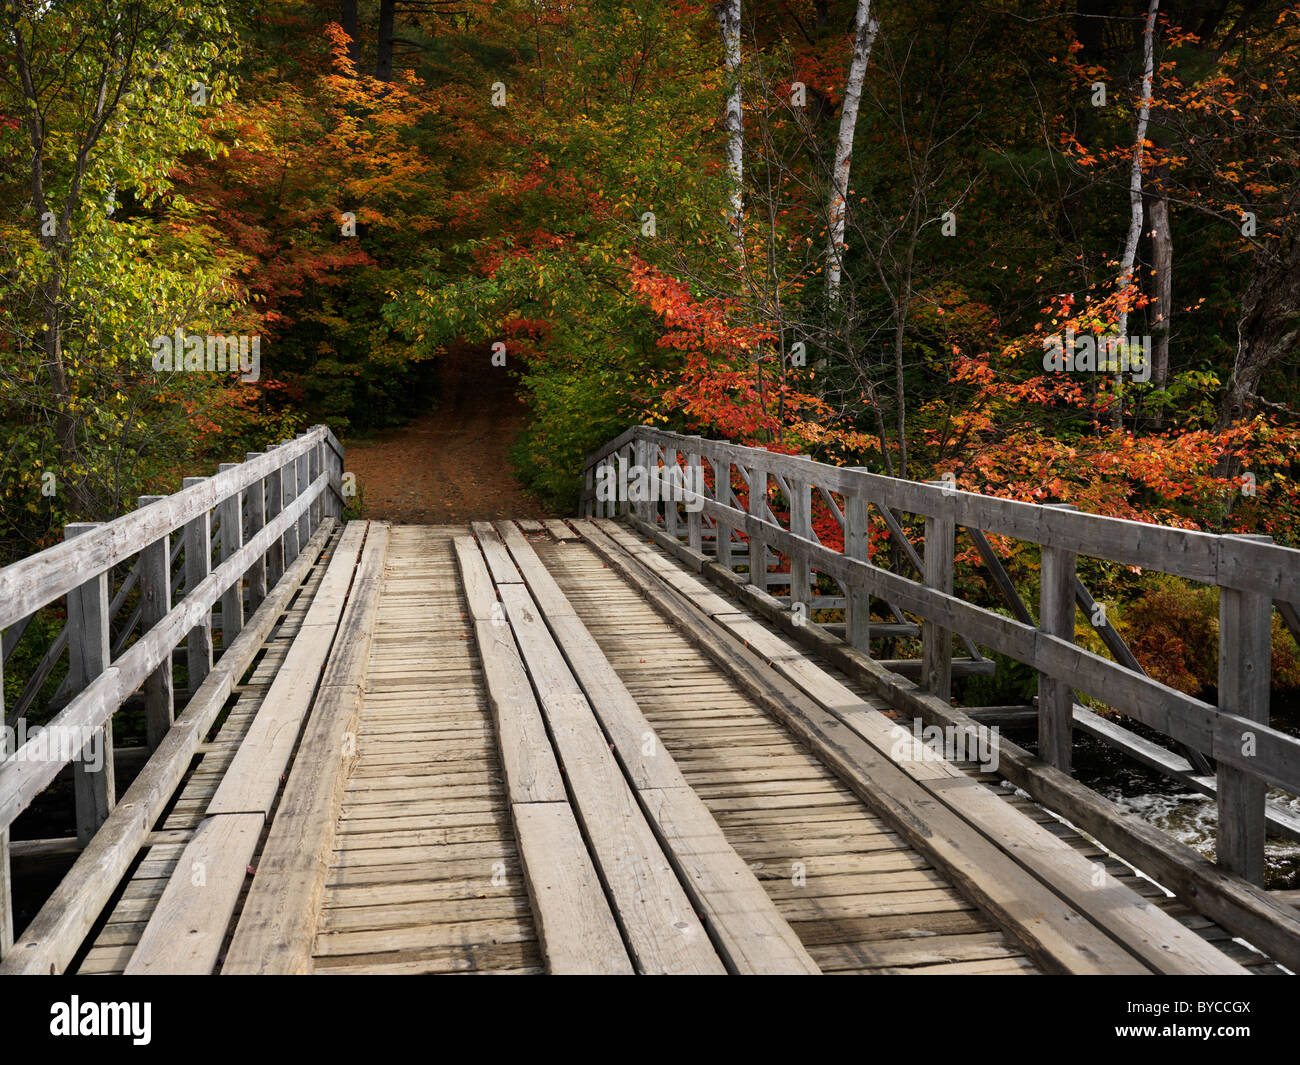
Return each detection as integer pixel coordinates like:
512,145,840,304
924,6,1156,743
62,520,1287,975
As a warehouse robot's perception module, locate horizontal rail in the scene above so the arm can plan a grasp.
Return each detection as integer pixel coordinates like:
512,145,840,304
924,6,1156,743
584,427,1300,600
583,425,1300,886
686,490,1300,795
0,472,327,832
0,427,332,632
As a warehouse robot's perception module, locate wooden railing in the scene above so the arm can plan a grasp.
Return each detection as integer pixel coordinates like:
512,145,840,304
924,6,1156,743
582,425,1300,885
0,426,344,957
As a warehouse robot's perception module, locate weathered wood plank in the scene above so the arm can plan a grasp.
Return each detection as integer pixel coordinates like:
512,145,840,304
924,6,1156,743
496,582,723,974
123,812,263,974
64,523,116,845
571,519,1148,975
452,537,498,622
205,522,367,817
639,785,819,974
643,520,1300,974
222,524,389,974
544,519,582,542
511,802,633,975
472,521,521,584
495,521,575,617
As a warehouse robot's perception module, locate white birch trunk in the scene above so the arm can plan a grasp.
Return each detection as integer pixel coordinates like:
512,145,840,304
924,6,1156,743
827,0,879,303
715,0,743,237
1113,0,1159,423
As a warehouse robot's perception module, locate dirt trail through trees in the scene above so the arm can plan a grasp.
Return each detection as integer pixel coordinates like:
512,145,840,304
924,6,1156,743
343,349,547,524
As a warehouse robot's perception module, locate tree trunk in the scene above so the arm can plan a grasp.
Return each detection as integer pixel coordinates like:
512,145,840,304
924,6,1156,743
714,0,743,238
375,0,395,81
342,0,361,69
1214,227,1300,452
826,0,879,303
1112,0,1159,427
1149,179,1172,394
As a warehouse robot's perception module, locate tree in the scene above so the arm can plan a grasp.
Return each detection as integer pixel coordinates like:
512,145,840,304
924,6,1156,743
826,0,878,303
714,0,744,236
342,0,362,68
0,0,237,522
1112,0,1159,426
376,0,396,81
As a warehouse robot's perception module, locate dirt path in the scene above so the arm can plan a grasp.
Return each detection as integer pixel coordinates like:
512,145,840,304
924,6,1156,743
343,347,548,524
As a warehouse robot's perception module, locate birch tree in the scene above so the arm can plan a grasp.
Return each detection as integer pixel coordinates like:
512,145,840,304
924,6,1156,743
1112,0,1158,425
714,0,743,237
826,0,879,303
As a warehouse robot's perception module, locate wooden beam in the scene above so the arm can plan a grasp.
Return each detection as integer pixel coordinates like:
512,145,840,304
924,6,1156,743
1217,535,1274,885
216,464,245,647
180,479,214,692
222,523,390,974
845,471,872,651
265,456,285,588
244,454,268,612
788,462,813,617
1038,505,1077,772
136,497,174,752
921,488,955,701
64,523,115,844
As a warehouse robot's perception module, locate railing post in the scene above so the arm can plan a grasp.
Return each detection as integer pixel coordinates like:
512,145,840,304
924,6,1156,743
64,523,116,844
746,454,768,593
617,447,631,518
217,463,244,648
266,449,286,587
633,437,650,523
789,460,813,617
244,454,268,612
921,489,955,702
686,437,703,553
181,478,214,692
1217,534,1273,885
845,477,871,652
281,441,301,566
664,446,682,540
295,437,311,549
1038,503,1078,772
309,434,323,533
137,496,174,751
713,454,732,573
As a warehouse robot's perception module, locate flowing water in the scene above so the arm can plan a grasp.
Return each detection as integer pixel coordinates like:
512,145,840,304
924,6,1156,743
1013,696,1300,891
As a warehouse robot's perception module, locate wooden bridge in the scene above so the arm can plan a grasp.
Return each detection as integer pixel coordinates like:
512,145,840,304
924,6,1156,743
2,424,1300,975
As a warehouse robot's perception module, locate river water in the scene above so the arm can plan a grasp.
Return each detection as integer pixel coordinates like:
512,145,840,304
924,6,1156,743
1012,697,1300,891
